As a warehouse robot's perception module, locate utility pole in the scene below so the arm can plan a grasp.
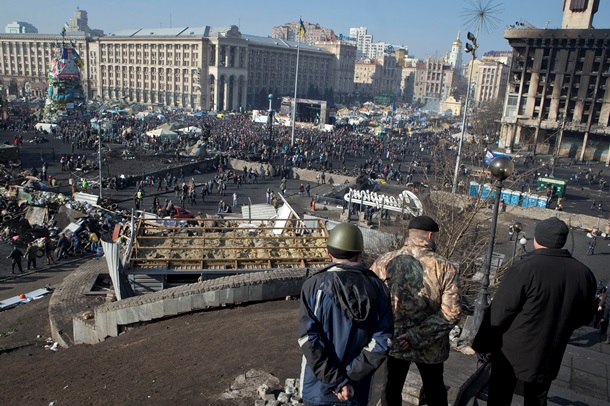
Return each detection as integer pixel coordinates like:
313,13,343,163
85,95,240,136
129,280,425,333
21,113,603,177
551,114,566,177
452,31,479,194
98,127,103,199
267,94,274,161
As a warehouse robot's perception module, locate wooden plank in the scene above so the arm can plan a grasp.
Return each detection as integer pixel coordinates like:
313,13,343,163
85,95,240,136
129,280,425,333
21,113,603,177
112,224,121,241
129,256,328,263
131,246,326,251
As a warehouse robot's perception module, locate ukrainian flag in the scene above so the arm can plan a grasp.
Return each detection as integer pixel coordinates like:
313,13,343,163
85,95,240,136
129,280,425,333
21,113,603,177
299,19,306,37
64,22,70,30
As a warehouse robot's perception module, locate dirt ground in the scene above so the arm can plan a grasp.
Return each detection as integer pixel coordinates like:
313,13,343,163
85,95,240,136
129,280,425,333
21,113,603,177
0,299,303,405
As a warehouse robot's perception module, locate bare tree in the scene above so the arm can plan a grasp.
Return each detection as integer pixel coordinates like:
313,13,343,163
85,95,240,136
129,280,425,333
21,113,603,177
471,99,504,141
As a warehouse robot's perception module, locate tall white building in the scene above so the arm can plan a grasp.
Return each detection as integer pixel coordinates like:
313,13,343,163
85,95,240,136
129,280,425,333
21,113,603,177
349,26,373,60
447,32,463,74
472,60,509,106
369,41,393,60
67,8,105,36
5,21,38,34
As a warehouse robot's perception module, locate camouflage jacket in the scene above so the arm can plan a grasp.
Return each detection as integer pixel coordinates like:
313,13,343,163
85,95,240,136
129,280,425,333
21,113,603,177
371,236,461,364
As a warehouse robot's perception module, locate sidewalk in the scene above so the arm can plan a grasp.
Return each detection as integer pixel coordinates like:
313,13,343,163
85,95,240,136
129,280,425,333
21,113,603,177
440,325,610,405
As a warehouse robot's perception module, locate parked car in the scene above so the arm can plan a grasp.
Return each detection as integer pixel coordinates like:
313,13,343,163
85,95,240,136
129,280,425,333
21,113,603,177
171,207,195,218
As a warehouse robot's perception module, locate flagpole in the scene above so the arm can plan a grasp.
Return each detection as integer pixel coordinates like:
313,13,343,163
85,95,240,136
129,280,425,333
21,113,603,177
290,29,301,148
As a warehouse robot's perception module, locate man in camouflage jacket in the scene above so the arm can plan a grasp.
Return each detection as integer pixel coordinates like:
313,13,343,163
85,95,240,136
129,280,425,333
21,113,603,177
371,215,461,406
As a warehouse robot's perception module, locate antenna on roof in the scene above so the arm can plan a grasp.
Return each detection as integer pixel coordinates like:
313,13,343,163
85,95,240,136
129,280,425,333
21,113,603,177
519,18,537,29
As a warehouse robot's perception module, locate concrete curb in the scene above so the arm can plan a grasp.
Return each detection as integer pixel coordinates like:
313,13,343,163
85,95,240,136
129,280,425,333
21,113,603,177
48,258,108,348
432,190,608,232
228,158,359,186
67,266,309,346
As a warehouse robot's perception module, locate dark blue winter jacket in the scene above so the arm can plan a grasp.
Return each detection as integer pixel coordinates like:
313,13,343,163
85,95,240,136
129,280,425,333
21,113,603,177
298,262,393,405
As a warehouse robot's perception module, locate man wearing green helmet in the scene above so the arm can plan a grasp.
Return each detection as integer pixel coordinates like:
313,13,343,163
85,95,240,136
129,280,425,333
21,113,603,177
298,223,393,406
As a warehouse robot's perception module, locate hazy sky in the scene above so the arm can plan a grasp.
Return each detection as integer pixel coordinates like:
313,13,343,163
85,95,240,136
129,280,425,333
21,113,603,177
2,0,609,58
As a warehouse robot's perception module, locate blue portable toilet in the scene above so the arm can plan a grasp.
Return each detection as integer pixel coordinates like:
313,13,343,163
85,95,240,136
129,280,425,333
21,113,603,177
469,182,480,197
500,189,512,205
521,193,531,208
481,184,491,199
537,196,548,208
509,191,521,206
527,194,539,208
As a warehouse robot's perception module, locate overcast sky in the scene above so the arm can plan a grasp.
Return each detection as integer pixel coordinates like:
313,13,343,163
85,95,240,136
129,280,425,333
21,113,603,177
3,0,609,58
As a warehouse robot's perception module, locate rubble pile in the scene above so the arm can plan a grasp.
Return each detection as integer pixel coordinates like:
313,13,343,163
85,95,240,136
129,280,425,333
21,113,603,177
255,377,302,405
220,369,303,405
0,166,127,251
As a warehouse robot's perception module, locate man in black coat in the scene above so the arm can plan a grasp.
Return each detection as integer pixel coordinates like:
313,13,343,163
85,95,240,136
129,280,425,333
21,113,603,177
7,246,24,274
473,217,597,405
56,233,69,260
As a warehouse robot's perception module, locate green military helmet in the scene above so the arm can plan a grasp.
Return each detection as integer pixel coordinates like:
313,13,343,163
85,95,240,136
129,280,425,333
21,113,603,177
327,223,364,258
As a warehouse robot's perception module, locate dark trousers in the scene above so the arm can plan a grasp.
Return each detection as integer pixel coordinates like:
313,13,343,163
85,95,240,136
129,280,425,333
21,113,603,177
11,260,22,273
380,356,447,406
488,351,552,406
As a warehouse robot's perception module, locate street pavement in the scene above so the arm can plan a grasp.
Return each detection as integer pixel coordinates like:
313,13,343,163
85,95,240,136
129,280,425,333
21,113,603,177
3,128,609,300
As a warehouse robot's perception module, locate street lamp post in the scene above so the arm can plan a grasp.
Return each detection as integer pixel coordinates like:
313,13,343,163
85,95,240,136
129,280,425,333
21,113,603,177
98,128,103,200
452,32,478,194
267,94,274,161
510,222,522,265
472,156,514,330
551,114,566,177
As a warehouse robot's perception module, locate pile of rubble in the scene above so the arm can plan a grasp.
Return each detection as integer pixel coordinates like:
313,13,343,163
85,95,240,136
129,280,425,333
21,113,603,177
221,369,303,405
0,166,128,253
255,378,302,406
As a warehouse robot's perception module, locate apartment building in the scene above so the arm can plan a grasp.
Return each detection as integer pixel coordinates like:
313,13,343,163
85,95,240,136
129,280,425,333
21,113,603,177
472,59,509,106
349,27,373,60
413,57,456,105
315,41,357,101
5,21,38,34
272,21,337,46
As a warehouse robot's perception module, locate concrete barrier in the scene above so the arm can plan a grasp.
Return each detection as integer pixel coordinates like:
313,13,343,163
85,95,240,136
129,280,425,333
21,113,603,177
433,190,608,232
73,269,308,345
227,158,358,186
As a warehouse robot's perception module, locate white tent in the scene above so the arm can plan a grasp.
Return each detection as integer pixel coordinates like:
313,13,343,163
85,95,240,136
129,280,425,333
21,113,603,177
176,126,202,134
135,111,152,120
451,132,476,142
146,127,177,138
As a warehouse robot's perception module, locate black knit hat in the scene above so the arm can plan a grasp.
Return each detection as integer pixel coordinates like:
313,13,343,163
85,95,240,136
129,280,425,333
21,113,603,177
535,217,569,248
408,215,440,232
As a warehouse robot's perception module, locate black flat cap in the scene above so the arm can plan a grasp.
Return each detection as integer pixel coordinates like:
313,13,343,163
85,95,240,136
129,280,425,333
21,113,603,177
408,215,440,232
